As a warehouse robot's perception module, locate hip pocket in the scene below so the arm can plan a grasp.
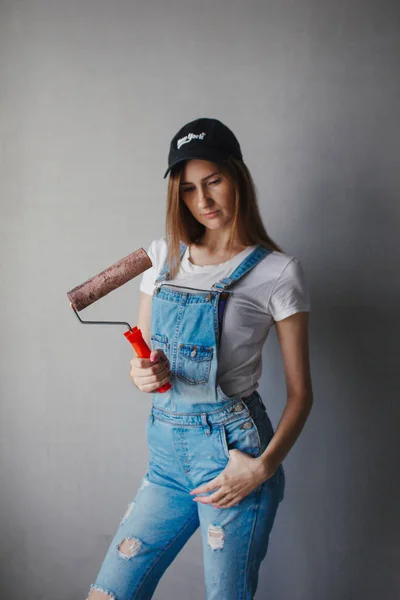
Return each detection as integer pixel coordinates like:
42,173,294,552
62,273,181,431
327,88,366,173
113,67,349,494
219,413,262,459
177,343,213,385
249,402,275,455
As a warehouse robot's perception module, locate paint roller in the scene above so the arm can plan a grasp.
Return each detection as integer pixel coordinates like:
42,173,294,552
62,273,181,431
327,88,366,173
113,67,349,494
67,247,171,393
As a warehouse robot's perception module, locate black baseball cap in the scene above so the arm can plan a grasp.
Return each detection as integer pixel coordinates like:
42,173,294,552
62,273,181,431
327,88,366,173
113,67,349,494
163,117,243,179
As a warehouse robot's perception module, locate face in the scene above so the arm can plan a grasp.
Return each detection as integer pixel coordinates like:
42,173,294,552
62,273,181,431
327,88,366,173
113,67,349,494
179,160,236,230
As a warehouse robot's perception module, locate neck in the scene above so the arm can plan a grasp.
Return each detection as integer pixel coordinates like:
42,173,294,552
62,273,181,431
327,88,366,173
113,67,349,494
195,230,245,253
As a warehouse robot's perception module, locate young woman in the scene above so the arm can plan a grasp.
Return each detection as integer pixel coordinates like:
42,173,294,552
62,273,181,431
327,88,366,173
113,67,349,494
87,118,313,600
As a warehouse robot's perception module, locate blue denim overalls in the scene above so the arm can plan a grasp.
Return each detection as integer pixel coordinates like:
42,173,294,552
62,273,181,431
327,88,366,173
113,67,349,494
88,244,286,600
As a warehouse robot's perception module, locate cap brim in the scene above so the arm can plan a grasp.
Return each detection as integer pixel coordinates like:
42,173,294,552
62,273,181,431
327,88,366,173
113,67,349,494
163,148,229,179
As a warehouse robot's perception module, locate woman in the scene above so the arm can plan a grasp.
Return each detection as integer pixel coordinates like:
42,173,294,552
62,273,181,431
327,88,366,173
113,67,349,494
87,118,313,600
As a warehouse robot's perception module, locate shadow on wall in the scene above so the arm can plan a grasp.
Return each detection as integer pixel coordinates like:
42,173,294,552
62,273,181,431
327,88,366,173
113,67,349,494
258,171,400,599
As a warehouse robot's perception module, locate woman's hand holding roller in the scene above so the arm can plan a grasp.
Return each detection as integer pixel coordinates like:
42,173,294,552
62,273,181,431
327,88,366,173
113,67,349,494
130,349,171,392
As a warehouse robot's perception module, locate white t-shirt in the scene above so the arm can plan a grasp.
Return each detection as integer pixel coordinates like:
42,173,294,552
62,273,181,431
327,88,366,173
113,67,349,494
140,237,310,398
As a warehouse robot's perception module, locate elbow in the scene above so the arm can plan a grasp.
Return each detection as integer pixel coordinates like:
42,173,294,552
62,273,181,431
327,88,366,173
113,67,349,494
287,390,313,413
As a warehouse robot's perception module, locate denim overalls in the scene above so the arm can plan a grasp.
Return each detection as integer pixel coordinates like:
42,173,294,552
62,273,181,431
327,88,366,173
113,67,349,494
88,244,286,600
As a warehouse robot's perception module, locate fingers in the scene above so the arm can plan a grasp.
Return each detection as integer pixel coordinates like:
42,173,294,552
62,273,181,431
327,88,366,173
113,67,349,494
213,495,236,508
150,349,167,363
130,352,169,371
191,473,243,508
193,487,239,508
218,497,240,508
130,368,169,388
129,351,171,392
191,476,230,506
196,488,228,505
209,490,240,508
190,478,221,495
136,375,171,393
130,355,167,370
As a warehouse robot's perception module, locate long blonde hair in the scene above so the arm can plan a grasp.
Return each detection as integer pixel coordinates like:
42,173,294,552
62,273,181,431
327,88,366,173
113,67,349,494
165,157,283,279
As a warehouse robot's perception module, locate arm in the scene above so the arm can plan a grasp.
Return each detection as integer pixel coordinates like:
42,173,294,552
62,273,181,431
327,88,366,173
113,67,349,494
137,291,152,349
129,291,171,392
257,311,313,476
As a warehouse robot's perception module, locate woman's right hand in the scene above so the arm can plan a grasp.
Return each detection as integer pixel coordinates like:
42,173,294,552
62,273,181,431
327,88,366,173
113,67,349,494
129,349,171,392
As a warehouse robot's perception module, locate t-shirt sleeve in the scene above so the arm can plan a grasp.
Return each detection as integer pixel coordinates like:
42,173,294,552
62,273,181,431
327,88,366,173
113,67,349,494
139,239,158,296
268,257,310,321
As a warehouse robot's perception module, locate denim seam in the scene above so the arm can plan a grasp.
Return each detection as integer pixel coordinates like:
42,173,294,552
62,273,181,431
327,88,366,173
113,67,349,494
170,429,196,486
247,413,262,456
131,514,199,600
170,299,185,386
219,424,230,459
214,293,222,346
151,411,251,428
176,376,210,386
151,397,241,417
242,486,263,600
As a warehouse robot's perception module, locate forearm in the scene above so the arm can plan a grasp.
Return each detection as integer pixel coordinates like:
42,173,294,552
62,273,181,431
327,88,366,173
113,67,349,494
258,394,313,474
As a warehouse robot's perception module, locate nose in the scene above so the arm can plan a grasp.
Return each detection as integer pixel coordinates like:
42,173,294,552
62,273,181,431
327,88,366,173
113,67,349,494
196,184,214,210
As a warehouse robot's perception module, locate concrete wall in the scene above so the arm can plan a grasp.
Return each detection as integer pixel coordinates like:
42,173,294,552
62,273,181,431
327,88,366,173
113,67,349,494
0,0,399,598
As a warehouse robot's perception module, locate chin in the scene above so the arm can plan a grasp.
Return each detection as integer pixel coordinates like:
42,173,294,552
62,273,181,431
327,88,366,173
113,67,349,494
203,220,224,229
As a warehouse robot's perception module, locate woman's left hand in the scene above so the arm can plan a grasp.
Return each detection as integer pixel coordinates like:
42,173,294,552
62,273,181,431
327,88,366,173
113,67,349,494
190,449,276,508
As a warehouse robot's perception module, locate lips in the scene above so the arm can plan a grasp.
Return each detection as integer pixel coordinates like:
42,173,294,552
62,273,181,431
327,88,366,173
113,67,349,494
203,210,220,216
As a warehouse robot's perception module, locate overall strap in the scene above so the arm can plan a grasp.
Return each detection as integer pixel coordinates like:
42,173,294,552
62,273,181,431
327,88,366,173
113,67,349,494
211,245,272,291
155,241,187,284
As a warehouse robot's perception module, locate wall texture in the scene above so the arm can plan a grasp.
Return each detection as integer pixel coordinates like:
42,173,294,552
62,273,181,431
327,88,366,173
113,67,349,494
0,1,399,598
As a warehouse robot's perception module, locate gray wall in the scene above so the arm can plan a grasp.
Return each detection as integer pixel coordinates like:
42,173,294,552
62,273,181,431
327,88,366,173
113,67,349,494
1,1,399,598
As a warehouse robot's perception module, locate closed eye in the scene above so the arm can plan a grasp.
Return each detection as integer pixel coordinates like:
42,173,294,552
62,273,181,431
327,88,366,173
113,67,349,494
180,178,222,193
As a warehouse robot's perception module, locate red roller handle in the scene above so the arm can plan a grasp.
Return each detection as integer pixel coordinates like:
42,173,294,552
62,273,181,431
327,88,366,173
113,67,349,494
124,326,172,393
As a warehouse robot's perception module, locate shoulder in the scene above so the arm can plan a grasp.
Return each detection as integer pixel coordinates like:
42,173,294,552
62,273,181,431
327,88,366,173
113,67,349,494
145,237,168,270
257,249,305,283
139,237,169,295
264,251,310,320
146,237,188,268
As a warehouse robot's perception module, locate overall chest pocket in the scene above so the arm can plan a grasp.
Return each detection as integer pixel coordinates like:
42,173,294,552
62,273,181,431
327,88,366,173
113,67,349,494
150,333,169,361
177,343,213,385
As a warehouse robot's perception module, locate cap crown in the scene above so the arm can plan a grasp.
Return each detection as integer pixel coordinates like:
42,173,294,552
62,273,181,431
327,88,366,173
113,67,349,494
164,117,242,178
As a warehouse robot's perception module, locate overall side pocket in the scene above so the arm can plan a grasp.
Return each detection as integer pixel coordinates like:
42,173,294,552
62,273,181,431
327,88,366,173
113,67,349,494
219,412,262,459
